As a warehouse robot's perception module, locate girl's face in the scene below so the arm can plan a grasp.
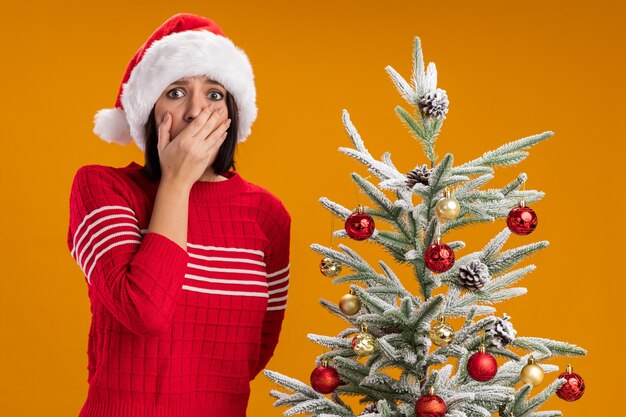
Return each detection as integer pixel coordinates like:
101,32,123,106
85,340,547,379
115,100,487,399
154,75,229,141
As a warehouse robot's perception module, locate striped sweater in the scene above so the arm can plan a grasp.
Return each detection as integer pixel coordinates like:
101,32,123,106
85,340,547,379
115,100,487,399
67,161,291,417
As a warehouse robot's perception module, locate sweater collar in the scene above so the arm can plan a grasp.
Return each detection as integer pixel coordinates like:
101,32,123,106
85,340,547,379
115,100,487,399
127,161,247,199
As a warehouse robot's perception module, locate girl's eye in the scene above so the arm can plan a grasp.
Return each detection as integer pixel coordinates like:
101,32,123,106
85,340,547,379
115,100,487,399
166,88,224,100
208,91,224,100
166,88,184,99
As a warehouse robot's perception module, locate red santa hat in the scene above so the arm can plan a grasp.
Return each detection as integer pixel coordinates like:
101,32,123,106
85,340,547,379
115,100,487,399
93,13,257,151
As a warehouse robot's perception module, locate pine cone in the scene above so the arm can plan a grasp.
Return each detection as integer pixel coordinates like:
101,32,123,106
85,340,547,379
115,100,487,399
406,164,432,189
487,313,517,348
418,88,449,120
457,260,490,290
360,403,378,415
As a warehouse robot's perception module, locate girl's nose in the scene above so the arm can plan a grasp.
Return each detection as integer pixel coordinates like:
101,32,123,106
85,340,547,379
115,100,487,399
183,92,209,123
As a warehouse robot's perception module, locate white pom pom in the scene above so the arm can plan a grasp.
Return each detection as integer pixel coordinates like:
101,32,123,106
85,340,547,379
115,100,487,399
93,107,133,145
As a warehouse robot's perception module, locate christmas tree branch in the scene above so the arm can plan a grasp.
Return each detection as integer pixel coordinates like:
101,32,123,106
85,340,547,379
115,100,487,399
270,391,313,407
307,334,353,350
521,378,567,415
500,377,566,417
501,173,528,195
352,173,402,219
351,286,397,316
385,66,418,105
452,316,497,345
441,216,493,234
481,228,512,262
331,273,386,286
339,110,403,182
455,174,495,196
317,349,357,362
283,398,347,416
420,111,443,151
528,412,562,417
264,370,347,416
319,196,354,219
408,294,444,330
394,105,436,163
510,337,587,358
451,166,495,176
425,154,454,202
355,314,400,330
369,357,397,374
310,243,379,279
411,37,426,98
460,131,553,168
488,241,550,276
481,265,536,293
386,36,446,165
318,298,358,323
369,231,412,264
379,261,415,300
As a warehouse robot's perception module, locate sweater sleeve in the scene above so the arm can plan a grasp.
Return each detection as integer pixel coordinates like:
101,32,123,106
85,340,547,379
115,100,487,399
253,203,291,378
67,165,189,336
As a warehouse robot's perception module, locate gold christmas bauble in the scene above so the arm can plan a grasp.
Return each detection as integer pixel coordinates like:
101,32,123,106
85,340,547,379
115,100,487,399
339,293,361,316
320,257,342,277
520,357,544,386
435,196,461,221
430,317,455,347
352,330,376,355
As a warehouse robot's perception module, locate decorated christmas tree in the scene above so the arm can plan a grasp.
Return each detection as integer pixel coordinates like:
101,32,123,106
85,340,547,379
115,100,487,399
264,37,586,417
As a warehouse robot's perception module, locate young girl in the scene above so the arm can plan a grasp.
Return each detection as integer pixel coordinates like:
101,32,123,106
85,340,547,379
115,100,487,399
67,13,291,417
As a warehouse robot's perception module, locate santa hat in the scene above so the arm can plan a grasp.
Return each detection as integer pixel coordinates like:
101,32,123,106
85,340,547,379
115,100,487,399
93,13,257,151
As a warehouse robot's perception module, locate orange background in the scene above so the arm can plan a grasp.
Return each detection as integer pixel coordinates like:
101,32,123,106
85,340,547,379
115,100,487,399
0,0,623,415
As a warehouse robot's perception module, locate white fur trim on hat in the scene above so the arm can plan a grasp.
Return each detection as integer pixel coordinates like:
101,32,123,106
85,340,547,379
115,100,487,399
117,29,257,152
93,107,133,146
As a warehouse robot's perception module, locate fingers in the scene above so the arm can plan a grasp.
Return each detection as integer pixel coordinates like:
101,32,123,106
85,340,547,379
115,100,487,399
203,119,230,155
192,107,225,140
213,129,229,149
157,112,172,154
203,118,232,144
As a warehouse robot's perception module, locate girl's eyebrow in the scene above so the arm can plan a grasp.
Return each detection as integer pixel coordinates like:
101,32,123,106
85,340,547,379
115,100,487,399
170,78,222,86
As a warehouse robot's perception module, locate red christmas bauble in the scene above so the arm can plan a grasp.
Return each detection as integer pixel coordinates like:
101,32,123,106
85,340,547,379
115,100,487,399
467,351,498,382
310,365,342,394
415,393,447,417
345,210,375,240
506,205,538,235
556,366,585,402
424,243,455,273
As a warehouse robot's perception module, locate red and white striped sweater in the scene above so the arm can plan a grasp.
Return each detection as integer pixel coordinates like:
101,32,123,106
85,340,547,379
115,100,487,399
67,161,291,417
